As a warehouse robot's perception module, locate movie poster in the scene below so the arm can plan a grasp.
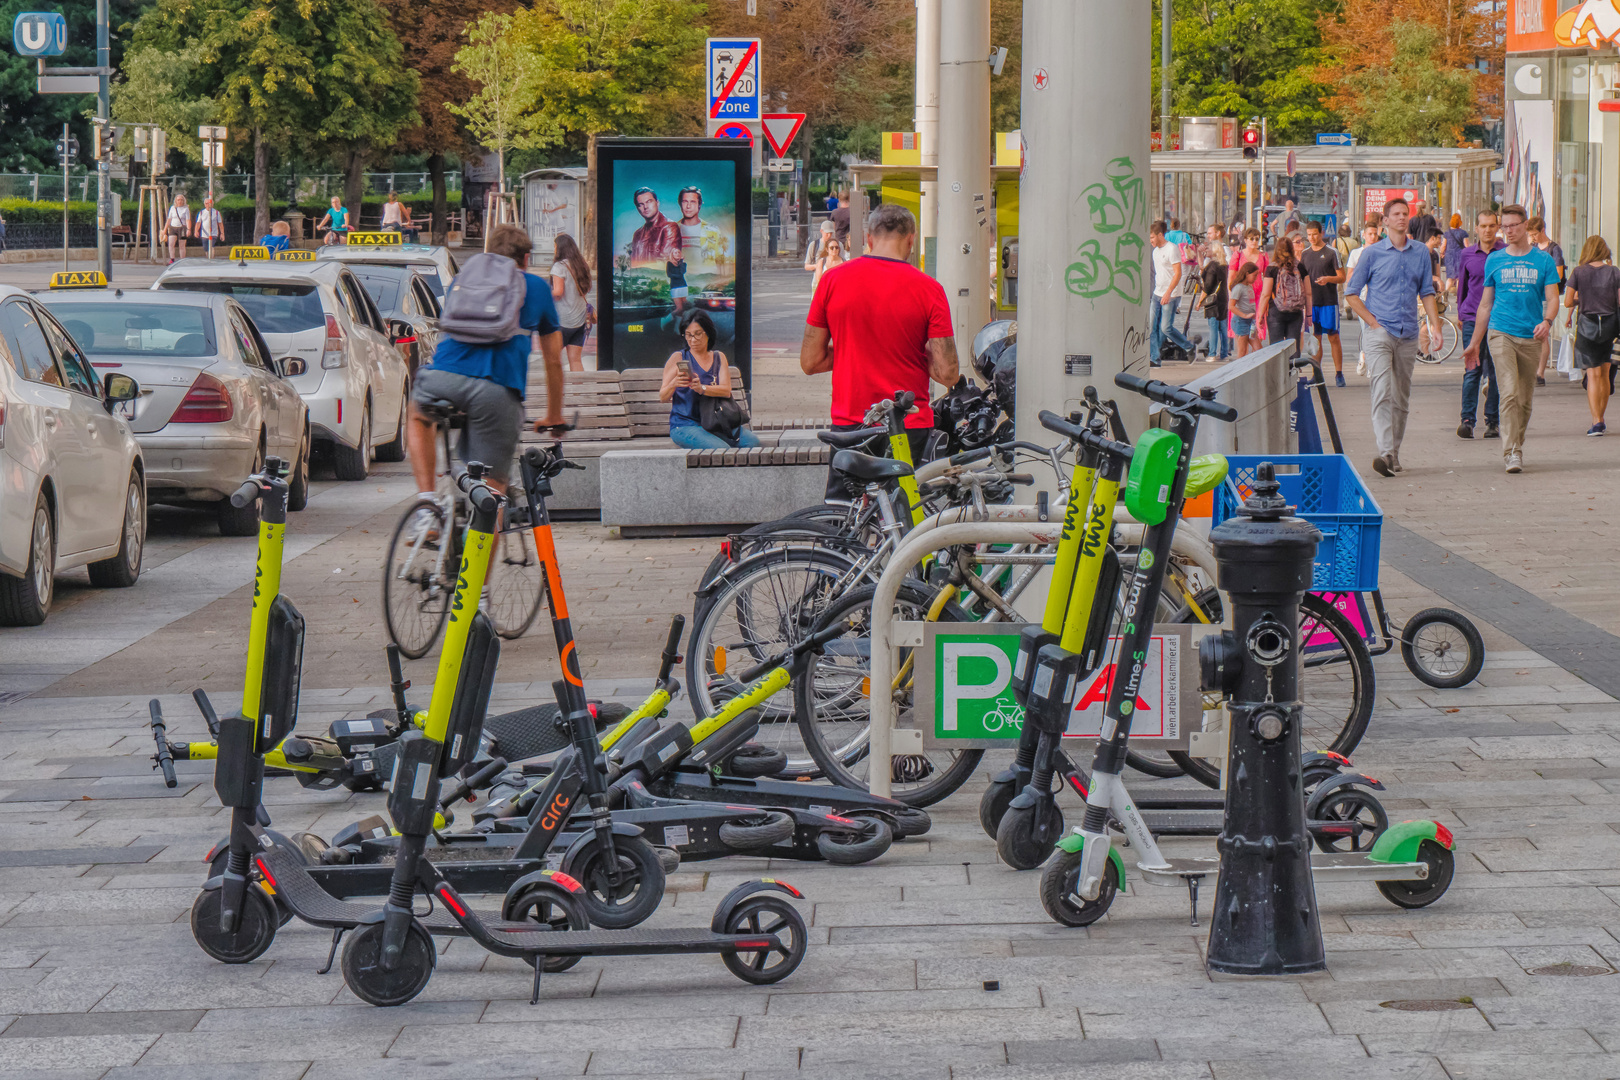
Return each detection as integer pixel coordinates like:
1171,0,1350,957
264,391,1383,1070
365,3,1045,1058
596,138,750,379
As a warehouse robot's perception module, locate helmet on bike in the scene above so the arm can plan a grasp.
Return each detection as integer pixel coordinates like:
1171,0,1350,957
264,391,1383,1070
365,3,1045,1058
971,320,1017,382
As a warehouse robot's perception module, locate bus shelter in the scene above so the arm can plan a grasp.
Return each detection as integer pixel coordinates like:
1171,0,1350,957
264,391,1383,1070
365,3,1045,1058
1149,145,1501,238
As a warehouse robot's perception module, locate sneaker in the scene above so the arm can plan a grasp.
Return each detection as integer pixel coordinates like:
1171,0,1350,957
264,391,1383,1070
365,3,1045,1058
1150,361,1162,368
1535,376,1546,387
1505,452,1523,474
1335,373,1346,388
1457,422,1474,439
1588,423,1607,437
1356,358,1367,377
1372,455,1393,477
1482,424,1500,439
408,505,440,544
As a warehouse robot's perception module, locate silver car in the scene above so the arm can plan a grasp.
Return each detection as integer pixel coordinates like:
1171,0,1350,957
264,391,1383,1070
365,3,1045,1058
154,259,409,482
39,290,310,536
344,262,442,376
317,241,459,298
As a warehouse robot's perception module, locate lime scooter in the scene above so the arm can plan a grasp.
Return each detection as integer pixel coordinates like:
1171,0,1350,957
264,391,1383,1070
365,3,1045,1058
1035,375,1456,927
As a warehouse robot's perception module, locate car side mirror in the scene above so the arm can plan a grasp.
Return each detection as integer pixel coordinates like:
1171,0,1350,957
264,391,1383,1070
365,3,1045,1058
274,356,308,378
388,318,417,346
103,371,139,415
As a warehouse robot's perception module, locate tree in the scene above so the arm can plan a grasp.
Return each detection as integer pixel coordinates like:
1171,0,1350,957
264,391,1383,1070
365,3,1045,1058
514,0,707,264
311,0,420,219
448,12,555,201
112,45,219,166
1319,19,1477,146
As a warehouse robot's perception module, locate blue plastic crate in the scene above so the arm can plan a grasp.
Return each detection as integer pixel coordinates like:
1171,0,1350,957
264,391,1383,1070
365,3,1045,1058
1210,455,1383,592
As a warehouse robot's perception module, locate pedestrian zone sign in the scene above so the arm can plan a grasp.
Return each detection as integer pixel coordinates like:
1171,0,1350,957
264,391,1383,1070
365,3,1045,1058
708,38,761,121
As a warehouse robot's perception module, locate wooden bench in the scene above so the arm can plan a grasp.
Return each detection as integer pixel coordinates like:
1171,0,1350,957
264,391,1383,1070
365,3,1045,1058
617,367,750,439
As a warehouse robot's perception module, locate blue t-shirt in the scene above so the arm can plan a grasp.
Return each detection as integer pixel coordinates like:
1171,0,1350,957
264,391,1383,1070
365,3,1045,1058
1483,247,1558,338
1345,236,1435,339
328,206,349,231
427,272,560,397
260,234,290,253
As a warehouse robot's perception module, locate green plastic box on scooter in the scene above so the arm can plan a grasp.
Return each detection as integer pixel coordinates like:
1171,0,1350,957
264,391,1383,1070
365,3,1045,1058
1124,429,1183,525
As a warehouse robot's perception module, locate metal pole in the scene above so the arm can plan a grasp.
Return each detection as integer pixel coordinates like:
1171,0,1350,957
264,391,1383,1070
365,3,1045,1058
62,123,70,272
96,0,111,279
1016,0,1152,449
915,0,941,256
1258,117,1268,233
1160,0,1172,142
937,0,991,365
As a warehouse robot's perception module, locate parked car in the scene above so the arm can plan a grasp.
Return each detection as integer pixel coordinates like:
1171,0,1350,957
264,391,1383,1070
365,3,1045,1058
38,288,310,536
317,241,459,298
154,259,410,481
342,262,442,376
0,285,144,625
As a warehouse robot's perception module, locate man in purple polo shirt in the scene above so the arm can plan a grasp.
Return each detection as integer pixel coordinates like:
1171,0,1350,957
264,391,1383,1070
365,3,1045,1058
1455,210,1503,440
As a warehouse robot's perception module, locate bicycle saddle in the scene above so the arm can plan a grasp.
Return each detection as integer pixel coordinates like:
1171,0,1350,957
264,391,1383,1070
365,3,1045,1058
416,397,462,423
1185,454,1230,499
817,426,888,449
831,449,914,482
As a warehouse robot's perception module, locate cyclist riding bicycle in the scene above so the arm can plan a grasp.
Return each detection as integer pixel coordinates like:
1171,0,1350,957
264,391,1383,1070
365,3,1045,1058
407,223,565,534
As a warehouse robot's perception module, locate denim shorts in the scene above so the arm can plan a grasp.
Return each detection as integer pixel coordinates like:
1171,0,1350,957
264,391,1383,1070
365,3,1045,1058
1231,315,1255,336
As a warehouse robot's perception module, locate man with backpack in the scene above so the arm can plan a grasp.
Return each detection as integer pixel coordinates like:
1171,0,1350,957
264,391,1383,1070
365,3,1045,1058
406,224,565,516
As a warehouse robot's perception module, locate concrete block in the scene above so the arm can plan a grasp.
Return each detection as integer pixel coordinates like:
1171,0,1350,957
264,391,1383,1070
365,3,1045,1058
600,449,829,531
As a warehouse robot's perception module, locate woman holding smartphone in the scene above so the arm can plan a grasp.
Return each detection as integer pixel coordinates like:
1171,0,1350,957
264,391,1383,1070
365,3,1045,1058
659,309,760,449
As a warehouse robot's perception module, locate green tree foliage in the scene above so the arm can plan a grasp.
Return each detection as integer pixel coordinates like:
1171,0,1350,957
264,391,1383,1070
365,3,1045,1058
111,45,217,165
1329,20,1475,146
1152,0,1337,144
448,12,554,193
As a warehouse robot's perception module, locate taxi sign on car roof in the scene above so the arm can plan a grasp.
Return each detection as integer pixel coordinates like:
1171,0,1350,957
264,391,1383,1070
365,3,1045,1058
49,270,106,289
274,249,315,261
230,246,270,261
346,232,403,247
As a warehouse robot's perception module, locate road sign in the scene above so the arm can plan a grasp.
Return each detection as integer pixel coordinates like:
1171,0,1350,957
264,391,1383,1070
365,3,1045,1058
1286,149,1297,177
707,38,760,121
13,12,65,57
760,113,805,157
198,125,227,141
765,157,793,172
202,141,226,167
712,121,752,142
1315,133,1353,146
38,74,96,94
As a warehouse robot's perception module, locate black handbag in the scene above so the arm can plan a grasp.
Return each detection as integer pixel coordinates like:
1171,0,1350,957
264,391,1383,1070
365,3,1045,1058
698,391,748,440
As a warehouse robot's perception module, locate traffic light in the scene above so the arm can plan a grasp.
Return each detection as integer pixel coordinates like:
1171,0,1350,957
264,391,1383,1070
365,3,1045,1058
1241,124,1260,160
93,123,120,160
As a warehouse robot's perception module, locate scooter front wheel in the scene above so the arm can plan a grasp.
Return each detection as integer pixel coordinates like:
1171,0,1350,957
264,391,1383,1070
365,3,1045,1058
721,895,808,985
1375,840,1455,909
996,802,1064,871
569,834,665,930
1039,847,1120,927
341,919,437,1007
190,883,278,963
1400,608,1485,689
815,815,892,865
978,778,1018,840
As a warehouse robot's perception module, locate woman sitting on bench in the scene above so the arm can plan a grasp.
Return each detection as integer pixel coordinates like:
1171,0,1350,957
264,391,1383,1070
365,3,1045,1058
659,310,759,450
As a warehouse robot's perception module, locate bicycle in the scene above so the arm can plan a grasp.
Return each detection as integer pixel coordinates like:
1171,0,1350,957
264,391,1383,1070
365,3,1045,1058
1415,299,1462,364
382,399,546,659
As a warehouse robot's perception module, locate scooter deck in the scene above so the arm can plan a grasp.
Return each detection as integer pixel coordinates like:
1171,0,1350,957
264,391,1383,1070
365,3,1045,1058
479,924,776,957
650,765,917,818
1138,853,1431,886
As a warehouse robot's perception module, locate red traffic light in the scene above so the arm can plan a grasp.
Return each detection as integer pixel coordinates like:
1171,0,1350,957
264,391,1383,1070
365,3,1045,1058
1241,125,1259,160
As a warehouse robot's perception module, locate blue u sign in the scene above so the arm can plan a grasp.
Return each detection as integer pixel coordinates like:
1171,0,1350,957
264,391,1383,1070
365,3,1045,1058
13,12,67,57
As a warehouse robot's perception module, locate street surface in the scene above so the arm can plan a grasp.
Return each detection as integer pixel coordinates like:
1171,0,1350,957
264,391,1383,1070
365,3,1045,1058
1,275,1619,1078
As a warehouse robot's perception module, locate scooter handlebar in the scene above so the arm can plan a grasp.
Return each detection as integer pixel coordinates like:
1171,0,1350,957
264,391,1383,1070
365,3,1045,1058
1113,373,1239,422
440,756,508,808
148,700,177,789
1037,410,1133,461
657,614,685,684
456,467,500,515
228,479,262,509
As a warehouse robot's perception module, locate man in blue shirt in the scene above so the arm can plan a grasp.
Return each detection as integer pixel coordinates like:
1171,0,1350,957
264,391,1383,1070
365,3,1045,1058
407,224,564,512
1454,211,1504,440
1462,204,1559,474
1345,196,1442,478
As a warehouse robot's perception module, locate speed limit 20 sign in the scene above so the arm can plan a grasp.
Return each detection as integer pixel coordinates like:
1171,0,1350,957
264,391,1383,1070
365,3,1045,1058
707,38,760,121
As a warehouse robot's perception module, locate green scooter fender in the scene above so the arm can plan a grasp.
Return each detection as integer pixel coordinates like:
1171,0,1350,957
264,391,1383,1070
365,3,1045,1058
1056,831,1127,885
1367,819,1452,864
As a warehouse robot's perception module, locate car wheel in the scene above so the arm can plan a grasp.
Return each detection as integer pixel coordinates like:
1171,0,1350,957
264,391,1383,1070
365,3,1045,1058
217,448,263,537
333,401,371,481
0,495,54,626
374,395,407,463
287,426,311,512
88,471,145,588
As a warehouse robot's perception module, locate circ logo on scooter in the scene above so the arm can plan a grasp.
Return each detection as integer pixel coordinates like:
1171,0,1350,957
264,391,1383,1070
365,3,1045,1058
539,792,570,831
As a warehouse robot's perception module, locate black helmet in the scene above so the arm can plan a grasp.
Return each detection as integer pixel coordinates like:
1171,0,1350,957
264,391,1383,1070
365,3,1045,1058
971,320,1016,381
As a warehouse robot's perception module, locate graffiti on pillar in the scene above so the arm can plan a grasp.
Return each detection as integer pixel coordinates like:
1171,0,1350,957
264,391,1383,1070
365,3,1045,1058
1065,157,1147,304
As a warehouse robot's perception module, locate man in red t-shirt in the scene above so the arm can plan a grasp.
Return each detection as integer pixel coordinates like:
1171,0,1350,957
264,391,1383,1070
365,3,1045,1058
801,202,959,471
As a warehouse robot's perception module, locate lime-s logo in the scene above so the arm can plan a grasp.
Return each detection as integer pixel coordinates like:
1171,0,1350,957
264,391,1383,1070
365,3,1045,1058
941,640,1012,730
1138,548,1155,571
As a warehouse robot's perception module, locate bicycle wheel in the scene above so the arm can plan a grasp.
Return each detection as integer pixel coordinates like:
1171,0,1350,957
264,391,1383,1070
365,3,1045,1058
487,523,545,640
794,582,982,807
383,499,453,660
686,547,861,778
1438,318,1461,362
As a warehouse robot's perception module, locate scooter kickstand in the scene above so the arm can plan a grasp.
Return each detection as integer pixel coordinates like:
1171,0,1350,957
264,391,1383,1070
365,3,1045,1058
317,928,345,975
1183,874,1202,927
530,959,545,1004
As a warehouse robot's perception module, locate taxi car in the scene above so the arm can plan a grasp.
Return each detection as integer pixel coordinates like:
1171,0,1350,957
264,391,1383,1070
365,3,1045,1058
317,233,458,298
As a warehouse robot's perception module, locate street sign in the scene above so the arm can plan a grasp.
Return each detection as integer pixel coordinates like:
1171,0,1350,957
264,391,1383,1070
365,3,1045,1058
712,120,752,142
38,74,96,94
1315,133,1353,146
765,157,793,172
198,125,227,141
202,141,225,167
707,38,760,121
760,113,805,157
1285,149,1297,177
13,12,65,57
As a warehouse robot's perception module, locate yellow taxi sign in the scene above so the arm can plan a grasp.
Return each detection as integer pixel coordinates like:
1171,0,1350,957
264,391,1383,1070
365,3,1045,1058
274,249,315,261
346,232,403,247
230,246,271,261
49,270,107,289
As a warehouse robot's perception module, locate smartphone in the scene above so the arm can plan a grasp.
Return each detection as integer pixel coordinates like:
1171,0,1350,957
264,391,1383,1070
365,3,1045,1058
676,359,691,379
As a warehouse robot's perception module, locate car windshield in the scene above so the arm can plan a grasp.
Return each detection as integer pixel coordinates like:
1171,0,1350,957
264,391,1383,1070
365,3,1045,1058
347,266,407,312
43,302,217,357
161,281,325,334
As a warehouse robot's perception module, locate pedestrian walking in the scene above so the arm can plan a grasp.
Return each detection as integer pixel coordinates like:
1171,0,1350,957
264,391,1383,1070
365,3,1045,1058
1301,220,1346,384
1443,213,1469,293
805,220,847,294
1345,196,1443,478
1258,235,1312,353
1418,230,1446,361
1409,200,1441,242
1194,239,1229,362
193,196,224,259
1148,220,1197,366
163,194,191,263
1345,219,1381,377
1229,262,1260,358
1273,199,1301,241
1332,222,1357,264
1461,204,1560,473
1204,223,1228,268
1527,216,1566,385
1455,210,1504,441
549,232,592,374
1564,234,1620,435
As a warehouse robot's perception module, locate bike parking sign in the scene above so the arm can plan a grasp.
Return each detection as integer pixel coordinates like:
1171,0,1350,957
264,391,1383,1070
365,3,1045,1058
916,623,1198,749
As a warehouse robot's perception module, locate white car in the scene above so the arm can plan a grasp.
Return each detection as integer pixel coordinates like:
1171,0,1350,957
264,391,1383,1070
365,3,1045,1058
0,285,144,626
155,259,409,480
317,241,459,299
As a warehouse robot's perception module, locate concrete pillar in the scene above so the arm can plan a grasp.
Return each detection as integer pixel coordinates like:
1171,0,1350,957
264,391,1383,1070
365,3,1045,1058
935,0,991,365
915,0,941,253
1015,0,1152,445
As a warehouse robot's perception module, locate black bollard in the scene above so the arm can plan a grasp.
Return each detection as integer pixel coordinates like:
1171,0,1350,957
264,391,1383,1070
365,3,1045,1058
1200,462,1325,976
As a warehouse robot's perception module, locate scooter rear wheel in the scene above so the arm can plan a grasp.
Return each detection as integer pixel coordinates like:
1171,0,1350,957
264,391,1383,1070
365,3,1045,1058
1400,608,1485,689
190,883,278,963
996,802,1064,872
1375,840,1455,909
341,919,436,1007
503,881,590,973
978,778,1018,840
569,834,665,930
718,812,796,850
815,816,892,865
1311,790,1388,854
1039,847,1120,927
721,896,807,985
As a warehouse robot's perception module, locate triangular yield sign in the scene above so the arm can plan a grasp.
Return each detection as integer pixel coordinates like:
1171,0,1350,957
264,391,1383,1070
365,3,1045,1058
761,113,806,157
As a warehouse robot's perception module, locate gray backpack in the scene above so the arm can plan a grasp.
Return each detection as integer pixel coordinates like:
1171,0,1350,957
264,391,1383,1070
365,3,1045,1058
439,253,526,344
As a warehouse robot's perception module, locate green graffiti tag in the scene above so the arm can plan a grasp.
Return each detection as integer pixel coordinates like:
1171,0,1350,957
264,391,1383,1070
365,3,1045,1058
1066,156,1147,304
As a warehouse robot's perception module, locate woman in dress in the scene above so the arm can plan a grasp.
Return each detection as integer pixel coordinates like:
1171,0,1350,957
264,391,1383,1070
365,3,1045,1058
1565,234,1620,436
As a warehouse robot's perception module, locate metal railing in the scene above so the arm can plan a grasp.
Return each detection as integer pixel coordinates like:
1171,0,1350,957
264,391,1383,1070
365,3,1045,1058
0,171,464,204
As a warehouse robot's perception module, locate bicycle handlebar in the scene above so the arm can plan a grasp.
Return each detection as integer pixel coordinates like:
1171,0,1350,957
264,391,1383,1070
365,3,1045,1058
1113,373,1239,422
440,756,508,808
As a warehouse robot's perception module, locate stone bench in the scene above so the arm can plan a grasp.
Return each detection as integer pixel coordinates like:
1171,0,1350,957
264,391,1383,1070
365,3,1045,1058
599,446,833,538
